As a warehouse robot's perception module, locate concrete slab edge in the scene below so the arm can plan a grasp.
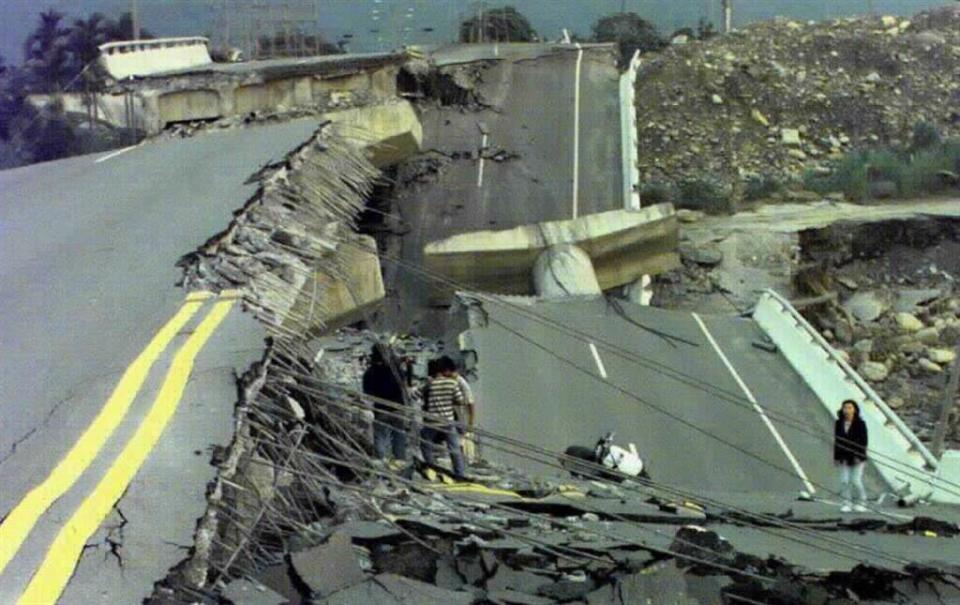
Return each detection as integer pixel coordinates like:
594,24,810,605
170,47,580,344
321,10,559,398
752,290,945,500
620,50,642,212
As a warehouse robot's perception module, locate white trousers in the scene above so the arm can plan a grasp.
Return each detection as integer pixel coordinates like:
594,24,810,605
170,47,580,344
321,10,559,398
839,461,867,504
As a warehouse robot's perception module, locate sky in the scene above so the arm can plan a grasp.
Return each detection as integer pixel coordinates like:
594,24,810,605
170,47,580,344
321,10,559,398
1,0,952,63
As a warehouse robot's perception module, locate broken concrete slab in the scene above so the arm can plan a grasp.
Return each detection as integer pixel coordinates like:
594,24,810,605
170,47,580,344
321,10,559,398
488,588,556,605
486,565,553,594
322,100,423,167
256,563,305,604
586,561,701,605
317,573,477,605
222,577,287,605
326,521,405,545
423,204,679,302
370,541,439,583
290,534,366,597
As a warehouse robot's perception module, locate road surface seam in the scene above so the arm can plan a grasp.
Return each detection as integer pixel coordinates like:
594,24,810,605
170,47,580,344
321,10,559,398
18,297,236,605
692,313,817,495
0,295,206,578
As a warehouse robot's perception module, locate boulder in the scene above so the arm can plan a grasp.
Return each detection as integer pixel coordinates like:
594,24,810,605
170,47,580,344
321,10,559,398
844,292,887,323
781,128,802,146
676,209,704,223
860,361,889,382
678,242,724,267
895,313,924,333
893,289,940,313
928,348,957,365
917,327,940,345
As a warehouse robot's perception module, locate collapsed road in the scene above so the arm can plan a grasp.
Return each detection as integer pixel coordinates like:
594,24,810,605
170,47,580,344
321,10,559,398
378,43,625,332
0,120,321,603
3,37,960,605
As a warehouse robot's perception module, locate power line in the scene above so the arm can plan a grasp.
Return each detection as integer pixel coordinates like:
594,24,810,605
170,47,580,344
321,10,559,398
264,363,915,569
327,239,960,499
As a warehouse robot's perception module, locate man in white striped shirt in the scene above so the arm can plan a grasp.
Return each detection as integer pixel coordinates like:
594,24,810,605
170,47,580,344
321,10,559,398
420,356,466,477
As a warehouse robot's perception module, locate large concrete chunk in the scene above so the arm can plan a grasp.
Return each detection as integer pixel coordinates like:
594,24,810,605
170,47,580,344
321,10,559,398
284,232,385,337
290,534,366,597
423,204,678,302
99,37,212,79
322,101,423,167
532,245,602,298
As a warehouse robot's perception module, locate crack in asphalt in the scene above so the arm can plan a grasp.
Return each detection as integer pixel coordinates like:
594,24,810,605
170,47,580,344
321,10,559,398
0,369,122,468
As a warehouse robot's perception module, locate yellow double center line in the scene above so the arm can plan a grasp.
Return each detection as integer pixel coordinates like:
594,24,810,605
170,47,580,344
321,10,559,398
0,291,238,605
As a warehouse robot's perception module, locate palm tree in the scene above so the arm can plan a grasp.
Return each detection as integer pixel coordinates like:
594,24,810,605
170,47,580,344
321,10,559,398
103,12,154,42
69,13,108,72
23,9,72,91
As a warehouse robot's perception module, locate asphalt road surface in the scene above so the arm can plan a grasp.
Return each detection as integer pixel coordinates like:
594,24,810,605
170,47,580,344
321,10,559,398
0,119,320,603
383,44,624,333
469,298,881,498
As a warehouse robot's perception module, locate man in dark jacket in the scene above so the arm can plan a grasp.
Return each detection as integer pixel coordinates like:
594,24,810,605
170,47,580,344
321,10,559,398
834,399,868,513
363,344,407,461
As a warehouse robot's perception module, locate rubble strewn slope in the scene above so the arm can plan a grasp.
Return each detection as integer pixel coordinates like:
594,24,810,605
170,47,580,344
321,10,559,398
635,6,960,197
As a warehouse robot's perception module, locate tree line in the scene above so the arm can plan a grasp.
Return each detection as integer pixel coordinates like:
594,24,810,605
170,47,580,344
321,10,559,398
458,6,716,61
0,10,152,167
0,5,715,168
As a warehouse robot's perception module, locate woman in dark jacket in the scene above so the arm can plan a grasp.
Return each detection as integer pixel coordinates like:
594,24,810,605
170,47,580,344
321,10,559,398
834,399,868,512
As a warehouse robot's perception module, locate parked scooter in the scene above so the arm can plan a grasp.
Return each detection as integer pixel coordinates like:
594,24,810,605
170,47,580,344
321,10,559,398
562,432,648,482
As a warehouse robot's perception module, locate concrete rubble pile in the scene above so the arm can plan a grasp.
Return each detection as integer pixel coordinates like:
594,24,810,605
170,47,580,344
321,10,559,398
801,219,960,445
177,122,379,338
635,6,960,194
147,331,960,605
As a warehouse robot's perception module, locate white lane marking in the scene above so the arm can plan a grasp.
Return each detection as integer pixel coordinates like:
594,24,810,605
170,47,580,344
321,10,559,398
588,342,607,379
572,42,583,219
692,312,817,495
94,144,137,163
477,132,488,187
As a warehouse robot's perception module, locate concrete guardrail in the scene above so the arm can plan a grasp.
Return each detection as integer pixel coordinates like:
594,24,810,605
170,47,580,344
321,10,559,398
619,50,642,212
753,290,949,499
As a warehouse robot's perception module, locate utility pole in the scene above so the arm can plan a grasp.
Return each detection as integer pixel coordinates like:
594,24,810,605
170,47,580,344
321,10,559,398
931,345,960,459
131,0,141,40
722,0,733,33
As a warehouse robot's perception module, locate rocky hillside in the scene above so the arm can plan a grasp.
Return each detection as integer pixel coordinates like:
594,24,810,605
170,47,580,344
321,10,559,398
635,6,960,199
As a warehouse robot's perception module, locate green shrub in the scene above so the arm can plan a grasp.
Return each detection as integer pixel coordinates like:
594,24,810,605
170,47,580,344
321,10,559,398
640,181,674,205
912,120,942,150
743,174,783,201
805,139,960,202
677,178,734,214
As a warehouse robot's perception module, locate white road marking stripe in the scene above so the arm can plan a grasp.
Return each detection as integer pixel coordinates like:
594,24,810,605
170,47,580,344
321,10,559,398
571,42,583,219
692,312,817,495
589,342,607,379
94,144,137,163
477,133,488,187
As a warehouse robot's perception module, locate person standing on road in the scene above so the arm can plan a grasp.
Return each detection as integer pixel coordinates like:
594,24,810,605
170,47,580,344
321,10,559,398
420,356,466,477
451,362,477,460
834,399,868,513
362,344,407,462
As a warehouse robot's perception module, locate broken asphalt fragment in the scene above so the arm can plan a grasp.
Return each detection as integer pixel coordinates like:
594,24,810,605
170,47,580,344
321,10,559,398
221,577,286,605
289,533,365,598
317,573,477,605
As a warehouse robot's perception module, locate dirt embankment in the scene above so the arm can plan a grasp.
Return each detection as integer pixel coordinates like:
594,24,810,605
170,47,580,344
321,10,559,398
635,7,960,197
